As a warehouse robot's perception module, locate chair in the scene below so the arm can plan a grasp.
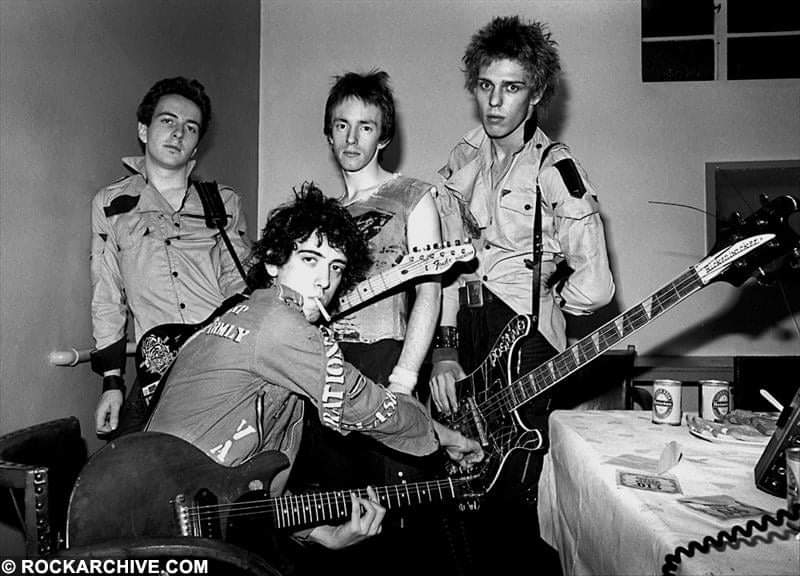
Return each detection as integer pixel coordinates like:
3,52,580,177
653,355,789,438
0,416,87,557
733,355,800,411
0,418,283,575
553,345,646,410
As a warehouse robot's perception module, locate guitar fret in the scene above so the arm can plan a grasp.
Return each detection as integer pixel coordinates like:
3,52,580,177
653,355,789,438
622,304,649,334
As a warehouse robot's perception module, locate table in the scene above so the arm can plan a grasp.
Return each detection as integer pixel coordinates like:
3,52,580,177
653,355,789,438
538,410,799,576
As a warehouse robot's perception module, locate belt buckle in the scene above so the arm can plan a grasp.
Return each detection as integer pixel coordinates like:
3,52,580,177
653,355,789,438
464,281,484,308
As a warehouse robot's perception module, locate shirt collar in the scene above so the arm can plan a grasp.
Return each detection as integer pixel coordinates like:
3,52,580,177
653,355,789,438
121,156,199,212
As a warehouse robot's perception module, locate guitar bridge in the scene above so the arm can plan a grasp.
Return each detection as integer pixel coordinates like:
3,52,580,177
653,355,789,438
172,494,192,536
466,397,489,446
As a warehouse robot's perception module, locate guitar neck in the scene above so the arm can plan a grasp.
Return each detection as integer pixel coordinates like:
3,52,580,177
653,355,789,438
335,257,440,314
508,267,705,408
272,477,467,529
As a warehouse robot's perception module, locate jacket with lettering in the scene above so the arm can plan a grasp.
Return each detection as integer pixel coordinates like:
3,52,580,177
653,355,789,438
146,285,438,495
90,156,250,373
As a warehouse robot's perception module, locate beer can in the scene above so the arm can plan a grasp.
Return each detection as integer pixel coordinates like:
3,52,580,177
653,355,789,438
699,379,732,422
786,447,800,531
652,379,682,425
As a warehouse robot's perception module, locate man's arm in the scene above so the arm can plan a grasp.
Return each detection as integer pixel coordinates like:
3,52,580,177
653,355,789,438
388,190,441,395
216,187,251,296
89,192,128,434
541,166,615,313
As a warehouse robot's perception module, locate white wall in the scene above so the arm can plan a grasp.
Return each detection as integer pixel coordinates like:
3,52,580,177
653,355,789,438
260,0,800,356
0,0,260,443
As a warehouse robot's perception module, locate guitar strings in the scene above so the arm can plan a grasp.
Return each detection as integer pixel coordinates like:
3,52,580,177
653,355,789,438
183,477,466,523
446,270,703,434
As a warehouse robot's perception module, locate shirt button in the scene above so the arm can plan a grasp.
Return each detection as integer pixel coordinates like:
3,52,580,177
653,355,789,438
536,143,543,149
172,271,178,277
165,239,171,246
485,243,491,250
482,275,488,281
174,222,180,227
524,204,532,210
179,303,186,309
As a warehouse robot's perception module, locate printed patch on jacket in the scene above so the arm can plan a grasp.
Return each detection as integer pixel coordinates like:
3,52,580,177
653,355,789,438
104,194,140,217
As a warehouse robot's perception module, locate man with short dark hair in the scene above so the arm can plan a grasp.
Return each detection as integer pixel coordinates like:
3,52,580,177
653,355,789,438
90,77,250,436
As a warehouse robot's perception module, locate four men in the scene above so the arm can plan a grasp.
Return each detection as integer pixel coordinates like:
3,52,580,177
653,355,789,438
86,13,615,574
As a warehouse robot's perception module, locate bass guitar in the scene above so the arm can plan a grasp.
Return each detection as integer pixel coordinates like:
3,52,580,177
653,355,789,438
137,241,475,405
66,432,486,550
435,194,800,494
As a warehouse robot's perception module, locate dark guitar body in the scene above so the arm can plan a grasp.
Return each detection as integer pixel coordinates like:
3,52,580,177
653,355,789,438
67,432,288,548
434,314,547,495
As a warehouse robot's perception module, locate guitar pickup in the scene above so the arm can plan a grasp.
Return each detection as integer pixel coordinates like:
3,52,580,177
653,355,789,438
466,396,489,447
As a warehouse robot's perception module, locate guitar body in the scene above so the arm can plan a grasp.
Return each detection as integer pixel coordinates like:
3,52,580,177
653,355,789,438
436,314,544,494
67,432,289,548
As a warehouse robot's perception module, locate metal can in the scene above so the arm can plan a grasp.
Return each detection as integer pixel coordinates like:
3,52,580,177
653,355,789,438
652,379,682,425
787,447,800,531
699,379,732,422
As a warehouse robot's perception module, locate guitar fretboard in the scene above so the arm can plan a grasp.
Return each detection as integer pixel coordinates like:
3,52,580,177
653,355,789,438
504,268,704,410
273,477,464,529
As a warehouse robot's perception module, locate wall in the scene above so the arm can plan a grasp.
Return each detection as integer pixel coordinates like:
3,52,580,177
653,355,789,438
259,0,800,356
0,0,259,450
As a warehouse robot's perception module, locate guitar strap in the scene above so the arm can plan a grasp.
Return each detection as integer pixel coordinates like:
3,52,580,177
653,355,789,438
526,142,559,329
193,180,250,290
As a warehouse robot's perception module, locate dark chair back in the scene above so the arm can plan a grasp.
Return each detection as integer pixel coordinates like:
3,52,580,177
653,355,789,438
0,416,87,556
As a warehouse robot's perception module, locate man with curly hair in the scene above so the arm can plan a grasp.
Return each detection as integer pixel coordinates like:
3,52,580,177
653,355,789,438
90,77,250,437
146,185,482,559
429,15,615,574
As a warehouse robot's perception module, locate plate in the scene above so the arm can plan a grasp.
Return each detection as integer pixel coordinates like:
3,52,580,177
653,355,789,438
686,415,770,445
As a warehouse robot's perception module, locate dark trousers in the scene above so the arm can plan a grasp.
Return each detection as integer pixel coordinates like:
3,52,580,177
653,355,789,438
451,286,562,575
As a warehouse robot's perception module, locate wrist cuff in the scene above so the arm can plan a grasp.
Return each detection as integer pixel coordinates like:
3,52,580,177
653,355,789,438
388,366,418,394
432,347,459,364
102,375,126,394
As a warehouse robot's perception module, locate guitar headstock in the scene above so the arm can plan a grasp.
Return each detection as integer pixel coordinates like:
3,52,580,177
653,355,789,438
695,194,800,286
403,240,476,272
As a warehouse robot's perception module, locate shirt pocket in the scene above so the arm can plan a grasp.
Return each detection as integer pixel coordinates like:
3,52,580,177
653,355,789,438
498,188,537,246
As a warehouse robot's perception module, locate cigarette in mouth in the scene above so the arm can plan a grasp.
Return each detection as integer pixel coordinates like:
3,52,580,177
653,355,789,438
314,297,331,322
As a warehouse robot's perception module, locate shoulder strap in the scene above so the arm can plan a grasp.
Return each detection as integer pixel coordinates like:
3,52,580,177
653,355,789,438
525,142,561,328
192,180,249,288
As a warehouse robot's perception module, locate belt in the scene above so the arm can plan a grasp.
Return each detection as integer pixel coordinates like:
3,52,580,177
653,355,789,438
458,281,498,308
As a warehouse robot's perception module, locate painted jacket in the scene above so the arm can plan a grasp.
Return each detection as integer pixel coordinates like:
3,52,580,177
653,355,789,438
90,156,250,372
436,126,615,352
146,285,438,495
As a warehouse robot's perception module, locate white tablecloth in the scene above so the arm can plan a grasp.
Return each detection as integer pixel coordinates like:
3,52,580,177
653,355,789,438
538,410,799,576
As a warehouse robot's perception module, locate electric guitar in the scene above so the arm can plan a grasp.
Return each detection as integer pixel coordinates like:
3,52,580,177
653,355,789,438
137,241,475,405
66,432,487,551
435,194,800,494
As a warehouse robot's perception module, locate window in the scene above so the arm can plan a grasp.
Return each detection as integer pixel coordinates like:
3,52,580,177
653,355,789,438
643,0,800,82
705,160,800,251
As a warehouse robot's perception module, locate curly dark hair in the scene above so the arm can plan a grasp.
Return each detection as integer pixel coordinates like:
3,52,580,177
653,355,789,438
463,16,561,108
323,70,395,144
136,77,212,139
245,183,371,295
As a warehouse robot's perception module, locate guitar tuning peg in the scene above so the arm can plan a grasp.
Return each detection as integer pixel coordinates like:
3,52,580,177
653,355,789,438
412,246,419,253
454,239,462,246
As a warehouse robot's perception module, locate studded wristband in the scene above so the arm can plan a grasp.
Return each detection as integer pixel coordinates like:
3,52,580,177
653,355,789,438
433,326,459,349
